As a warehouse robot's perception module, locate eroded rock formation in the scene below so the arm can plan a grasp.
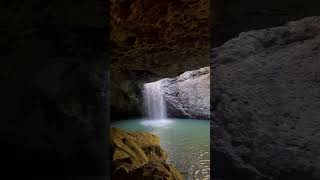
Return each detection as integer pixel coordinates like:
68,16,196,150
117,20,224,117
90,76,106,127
211,16,320,180
110,127,184,180
110,0,209,118
163,67,210,119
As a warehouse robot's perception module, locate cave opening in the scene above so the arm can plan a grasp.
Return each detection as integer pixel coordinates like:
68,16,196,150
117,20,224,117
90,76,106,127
110,0,210,179
111,67,210,179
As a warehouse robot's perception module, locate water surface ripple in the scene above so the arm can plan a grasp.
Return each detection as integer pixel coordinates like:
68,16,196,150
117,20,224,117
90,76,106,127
111,118,210,180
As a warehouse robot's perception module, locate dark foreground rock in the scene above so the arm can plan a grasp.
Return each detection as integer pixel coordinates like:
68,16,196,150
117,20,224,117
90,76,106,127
0,0,108,175
162,67,210,119
211,16,320,180
110,127,184,180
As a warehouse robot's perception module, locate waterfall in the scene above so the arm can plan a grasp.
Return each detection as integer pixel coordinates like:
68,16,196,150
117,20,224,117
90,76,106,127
143,80,167,120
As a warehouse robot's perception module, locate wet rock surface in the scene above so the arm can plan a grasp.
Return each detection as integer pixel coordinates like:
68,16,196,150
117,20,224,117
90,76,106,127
211,16,320,180
110,127,184,180
163,67,210,119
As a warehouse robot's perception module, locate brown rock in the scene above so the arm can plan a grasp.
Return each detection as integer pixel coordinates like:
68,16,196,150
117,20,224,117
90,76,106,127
111,127,184,180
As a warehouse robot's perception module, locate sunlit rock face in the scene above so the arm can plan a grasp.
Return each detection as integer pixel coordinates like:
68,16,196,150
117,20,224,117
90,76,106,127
163,67,210,119
211,17,320,180
110,0,209,118
142,66,210,120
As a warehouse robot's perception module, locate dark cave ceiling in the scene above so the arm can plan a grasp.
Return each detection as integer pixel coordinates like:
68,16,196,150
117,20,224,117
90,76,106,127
110,0,209,117
110,0,209,77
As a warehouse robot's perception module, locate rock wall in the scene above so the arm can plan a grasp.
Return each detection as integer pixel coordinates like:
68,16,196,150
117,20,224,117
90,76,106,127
163,67,210,119
0,0,109,176
211,17,320,180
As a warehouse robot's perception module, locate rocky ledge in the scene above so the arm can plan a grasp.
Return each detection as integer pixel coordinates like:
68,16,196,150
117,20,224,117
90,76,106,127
110,127,184,180
211,16,320,180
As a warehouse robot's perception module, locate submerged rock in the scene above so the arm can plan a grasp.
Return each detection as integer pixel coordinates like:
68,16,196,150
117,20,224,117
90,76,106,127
110,127,184,180
162,67,210,119
211,16,320,180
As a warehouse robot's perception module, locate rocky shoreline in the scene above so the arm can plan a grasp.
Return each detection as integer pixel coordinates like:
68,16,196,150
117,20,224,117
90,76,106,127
110,127,184,180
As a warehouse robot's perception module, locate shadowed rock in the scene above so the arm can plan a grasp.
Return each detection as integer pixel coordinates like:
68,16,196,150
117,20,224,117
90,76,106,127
0,0,108,175
211,16,320,180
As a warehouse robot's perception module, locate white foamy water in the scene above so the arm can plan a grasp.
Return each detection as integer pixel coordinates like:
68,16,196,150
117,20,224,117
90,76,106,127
143,80,167,119
140,119,173,127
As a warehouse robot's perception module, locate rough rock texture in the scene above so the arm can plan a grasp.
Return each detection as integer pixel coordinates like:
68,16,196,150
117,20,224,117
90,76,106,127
110,127,184,180
212,0,320,47
110,0,209,118
111,0,208,64
0,0,109,176
163,67,210,119
211,16,320,180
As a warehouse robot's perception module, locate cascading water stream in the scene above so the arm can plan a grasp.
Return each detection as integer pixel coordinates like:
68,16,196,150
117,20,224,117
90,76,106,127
143,80,167,120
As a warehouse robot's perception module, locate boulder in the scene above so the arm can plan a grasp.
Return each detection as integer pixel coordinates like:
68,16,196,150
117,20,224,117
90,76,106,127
162,67,210,119
110,127,184,180
211,16,320,180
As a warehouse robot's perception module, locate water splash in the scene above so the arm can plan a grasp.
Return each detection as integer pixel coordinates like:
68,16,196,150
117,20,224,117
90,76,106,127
140,119,172,127
143,80,167,120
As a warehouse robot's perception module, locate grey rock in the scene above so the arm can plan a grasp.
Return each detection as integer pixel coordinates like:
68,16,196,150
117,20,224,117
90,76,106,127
211,0,320,47
162,67,210,119
211,16,320,180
